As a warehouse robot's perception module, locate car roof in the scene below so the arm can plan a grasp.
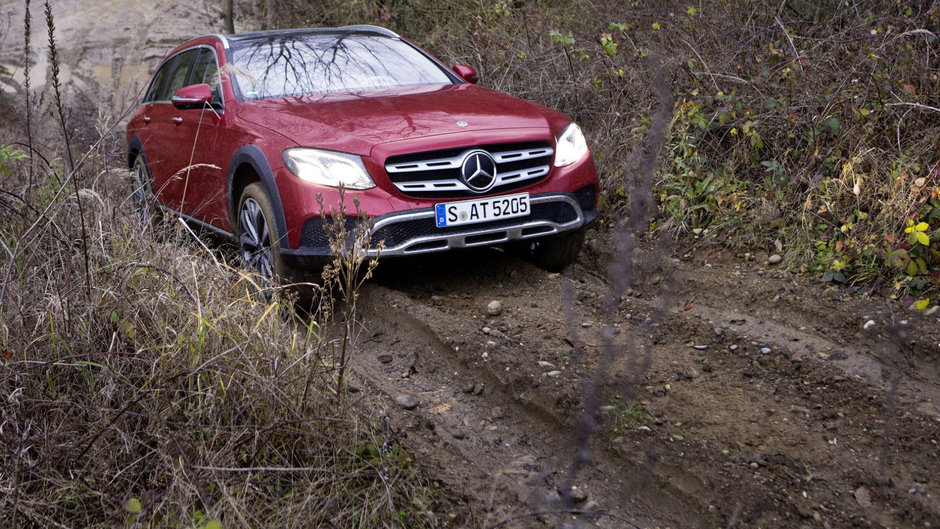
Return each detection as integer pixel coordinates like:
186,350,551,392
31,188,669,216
181,25,401,50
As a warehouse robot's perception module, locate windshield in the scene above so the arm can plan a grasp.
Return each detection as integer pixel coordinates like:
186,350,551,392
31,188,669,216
229,33,455,100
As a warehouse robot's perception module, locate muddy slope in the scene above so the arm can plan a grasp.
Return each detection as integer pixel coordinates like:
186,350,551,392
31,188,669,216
349,242,939,528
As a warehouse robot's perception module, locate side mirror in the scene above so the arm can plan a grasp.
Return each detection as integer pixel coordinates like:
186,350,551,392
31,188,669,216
172,83,213,110
452,64,479,84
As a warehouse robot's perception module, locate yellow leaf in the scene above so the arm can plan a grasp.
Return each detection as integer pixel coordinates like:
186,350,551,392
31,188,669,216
914,231,929,246
124,498,142,514
652,22,661,30
915,298,930,310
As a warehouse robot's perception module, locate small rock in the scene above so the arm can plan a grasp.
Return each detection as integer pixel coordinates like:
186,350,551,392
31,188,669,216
693,345,708,350
581,322,593,328
638,426,652,432
452,431,467,440
854,486,872,507
490,406,504,419
377,354,393,364
768,254,783,265
482,326,491,334
463,382,476,394
430,295,443,302
486,300,502,316
908,488,917,495
546,370,562,378
567,486,588,503
729,344,739,352
760,347,772,355
395,394,419,410
473,382,485,395
542,490,561,504
537,360,556,369
863,320,875,330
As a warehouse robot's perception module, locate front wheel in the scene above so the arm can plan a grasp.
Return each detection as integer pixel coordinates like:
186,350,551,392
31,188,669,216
237,182,298,291
504,228,586,272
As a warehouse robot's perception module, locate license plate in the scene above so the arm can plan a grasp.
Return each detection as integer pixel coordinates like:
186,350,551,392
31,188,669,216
435,193,530,228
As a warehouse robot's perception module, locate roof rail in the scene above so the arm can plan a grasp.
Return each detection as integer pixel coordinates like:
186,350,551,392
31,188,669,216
336,24,400,38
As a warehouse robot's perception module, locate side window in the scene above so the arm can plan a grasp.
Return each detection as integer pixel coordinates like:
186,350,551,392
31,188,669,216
162,49,200,101
191,48,222,106
144,59,173,103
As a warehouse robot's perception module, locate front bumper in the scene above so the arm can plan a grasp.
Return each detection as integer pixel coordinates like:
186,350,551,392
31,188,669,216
281,186,597,268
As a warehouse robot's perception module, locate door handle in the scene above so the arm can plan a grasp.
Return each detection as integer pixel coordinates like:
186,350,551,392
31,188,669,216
171,117,183,125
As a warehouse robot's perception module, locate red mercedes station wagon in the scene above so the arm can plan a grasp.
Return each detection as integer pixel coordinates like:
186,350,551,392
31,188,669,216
126,25,599,284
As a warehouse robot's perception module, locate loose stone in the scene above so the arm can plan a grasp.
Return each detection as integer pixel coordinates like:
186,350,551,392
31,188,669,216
486,300,502,316
395,394,419,410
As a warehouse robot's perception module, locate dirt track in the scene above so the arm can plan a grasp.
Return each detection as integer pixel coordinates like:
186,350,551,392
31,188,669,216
348,236,939,528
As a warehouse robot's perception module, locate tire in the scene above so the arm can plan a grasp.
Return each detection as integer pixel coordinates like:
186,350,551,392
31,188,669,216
236,182,313,301
505,227,586,272
130,156,162,231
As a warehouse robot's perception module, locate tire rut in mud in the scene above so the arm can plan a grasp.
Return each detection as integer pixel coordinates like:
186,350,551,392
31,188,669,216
348,249,721,528
345,247,939,528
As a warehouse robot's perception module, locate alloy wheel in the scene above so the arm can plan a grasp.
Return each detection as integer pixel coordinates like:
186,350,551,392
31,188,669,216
238,197,274,282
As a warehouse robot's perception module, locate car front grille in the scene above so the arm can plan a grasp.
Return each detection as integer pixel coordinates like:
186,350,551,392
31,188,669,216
384,142,554,198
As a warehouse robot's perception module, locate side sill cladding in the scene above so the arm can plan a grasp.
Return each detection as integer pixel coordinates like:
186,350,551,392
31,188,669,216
226,145,290,250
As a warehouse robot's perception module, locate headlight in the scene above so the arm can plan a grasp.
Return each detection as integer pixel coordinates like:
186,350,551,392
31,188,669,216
282,148,375,189
553,122,589,167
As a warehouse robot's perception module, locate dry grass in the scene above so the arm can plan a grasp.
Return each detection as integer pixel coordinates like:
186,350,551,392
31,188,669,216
0,150,438,527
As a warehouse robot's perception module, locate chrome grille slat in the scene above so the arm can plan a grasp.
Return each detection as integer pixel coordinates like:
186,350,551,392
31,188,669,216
386,154,463,173
384,142,554,198
391,165,549,193
492,147,552,163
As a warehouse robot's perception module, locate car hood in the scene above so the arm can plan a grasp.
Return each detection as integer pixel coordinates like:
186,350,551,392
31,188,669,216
235,83,555,156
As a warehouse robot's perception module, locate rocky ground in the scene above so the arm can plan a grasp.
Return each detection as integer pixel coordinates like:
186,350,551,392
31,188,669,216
346,233,939,528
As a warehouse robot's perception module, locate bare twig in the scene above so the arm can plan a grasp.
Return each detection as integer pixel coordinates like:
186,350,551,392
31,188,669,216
886,101,940,114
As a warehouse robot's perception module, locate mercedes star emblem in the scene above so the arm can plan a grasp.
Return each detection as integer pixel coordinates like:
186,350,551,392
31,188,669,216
460,150,498,193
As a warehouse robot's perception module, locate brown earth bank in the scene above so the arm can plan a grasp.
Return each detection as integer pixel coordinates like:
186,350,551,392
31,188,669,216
341,232,939,529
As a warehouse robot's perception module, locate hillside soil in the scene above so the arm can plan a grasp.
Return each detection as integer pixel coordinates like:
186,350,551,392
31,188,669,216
345,232,939,529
